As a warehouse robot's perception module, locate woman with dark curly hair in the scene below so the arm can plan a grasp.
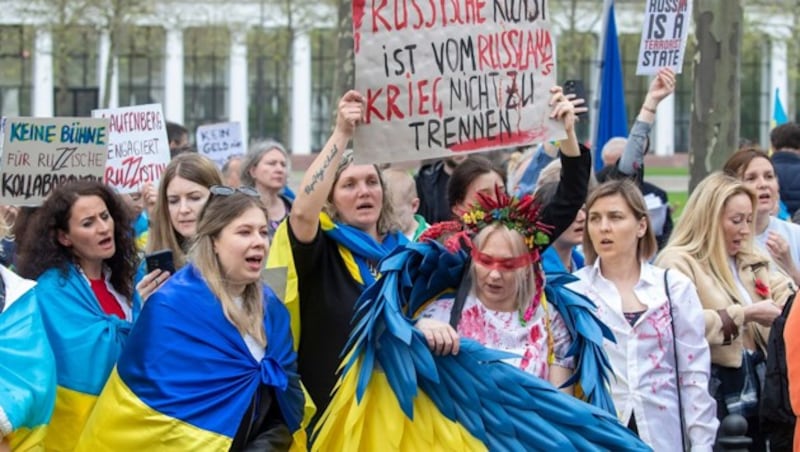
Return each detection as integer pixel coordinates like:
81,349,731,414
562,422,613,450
16,180,139,452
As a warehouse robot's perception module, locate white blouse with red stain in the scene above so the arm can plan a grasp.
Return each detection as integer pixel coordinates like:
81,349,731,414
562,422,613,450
569,260,718,452
420,294,574,380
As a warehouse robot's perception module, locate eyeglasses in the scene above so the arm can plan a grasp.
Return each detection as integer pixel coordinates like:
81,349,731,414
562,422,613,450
209,185,260,198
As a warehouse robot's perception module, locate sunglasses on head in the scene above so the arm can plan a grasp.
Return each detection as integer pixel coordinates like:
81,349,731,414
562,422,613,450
209,185,260,198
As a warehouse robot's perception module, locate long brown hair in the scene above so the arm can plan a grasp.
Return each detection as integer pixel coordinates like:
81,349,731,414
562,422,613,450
189,192,267,346
148,153,222,268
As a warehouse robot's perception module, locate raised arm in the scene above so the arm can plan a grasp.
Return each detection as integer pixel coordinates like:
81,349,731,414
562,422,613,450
289,91,364,243
617,68,676,176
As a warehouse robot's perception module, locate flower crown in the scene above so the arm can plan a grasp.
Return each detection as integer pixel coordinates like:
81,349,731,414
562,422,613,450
420,186,552,254
419,186,553,326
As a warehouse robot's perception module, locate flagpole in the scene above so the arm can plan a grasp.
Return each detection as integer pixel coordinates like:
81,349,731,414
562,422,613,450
590,0,613,152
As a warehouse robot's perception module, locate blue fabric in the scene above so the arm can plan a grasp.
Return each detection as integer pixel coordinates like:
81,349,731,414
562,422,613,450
118,264,305,437
0,281,56,431
773,151,800,216
595,1,628,172
280,186,296,202
35,264,139,395
132,212,149,238
778,200,791,221
330,240,645,449
323,221,408,288
516,144,556,197
541,246,585,274
773,87,789,127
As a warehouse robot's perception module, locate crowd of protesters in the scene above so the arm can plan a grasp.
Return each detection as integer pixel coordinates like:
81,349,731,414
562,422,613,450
4,67,800,451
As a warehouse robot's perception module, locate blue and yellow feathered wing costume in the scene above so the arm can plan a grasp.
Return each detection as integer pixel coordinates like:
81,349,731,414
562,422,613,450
0,267,56,451
313,240,649,451
75,264,311,451
35,264,140,451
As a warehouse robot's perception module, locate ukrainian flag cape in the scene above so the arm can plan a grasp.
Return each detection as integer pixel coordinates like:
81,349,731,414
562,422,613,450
77,264,309,450
267,213,408,348
0,267,56,451
35,264,140,451
313,240,646,451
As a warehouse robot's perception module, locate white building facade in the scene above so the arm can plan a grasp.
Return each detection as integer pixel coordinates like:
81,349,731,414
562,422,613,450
0,1,795,155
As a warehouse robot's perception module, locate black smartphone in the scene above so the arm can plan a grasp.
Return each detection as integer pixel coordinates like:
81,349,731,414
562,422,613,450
563,79,588,119
145,249,176,274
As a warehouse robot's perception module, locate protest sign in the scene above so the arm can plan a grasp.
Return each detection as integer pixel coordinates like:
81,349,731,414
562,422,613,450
636,0,693,75
92,104,171,194
1,117,108,205
196,122,244,168
352,0,563,164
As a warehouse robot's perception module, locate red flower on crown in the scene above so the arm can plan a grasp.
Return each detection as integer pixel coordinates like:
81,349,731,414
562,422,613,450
754,278,770,298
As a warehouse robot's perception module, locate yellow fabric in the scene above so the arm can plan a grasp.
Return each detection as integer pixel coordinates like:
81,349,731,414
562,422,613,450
313,355,486,451
266,221,301,349
44,386,97,451
336,245,364,286
7,426,46,451
135,230,149,252
74,369,231,451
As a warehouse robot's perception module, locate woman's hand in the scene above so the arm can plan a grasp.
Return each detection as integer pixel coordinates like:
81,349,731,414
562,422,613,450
335,90,365,137
765,231,798,276
549,86,577,133
136,269,171,302
416,318,460,355
647,68,676,104
142,182,157,218
743,299,782,326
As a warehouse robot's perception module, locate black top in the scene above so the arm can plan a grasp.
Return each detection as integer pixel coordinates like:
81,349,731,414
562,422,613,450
230,385,290,451
773,150,800,216
0,272,5,314
537,145,592,243
415,161,452,224
288,223,363,417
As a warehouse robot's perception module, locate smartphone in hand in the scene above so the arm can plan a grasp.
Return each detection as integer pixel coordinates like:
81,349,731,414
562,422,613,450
145,249,176,274
563,79,588,119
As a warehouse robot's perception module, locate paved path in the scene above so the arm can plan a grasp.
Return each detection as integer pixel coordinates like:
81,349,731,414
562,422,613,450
647,175,689,193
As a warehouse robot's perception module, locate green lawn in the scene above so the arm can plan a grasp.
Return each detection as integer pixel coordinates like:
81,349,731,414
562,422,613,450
668,191,689,219
645,166,689,177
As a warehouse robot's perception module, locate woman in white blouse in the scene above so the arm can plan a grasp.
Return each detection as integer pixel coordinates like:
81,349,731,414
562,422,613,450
568,179,718,451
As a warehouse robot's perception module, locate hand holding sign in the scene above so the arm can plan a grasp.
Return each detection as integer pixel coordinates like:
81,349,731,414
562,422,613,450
648,68,676,104
336,90,366,137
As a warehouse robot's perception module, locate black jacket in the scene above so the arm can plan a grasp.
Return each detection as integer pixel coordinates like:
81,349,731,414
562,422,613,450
772,150,800,216
415,161,452,224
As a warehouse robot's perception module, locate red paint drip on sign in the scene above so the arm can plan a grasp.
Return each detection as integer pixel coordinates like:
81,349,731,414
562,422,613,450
352,0,366,53
449,128,547,152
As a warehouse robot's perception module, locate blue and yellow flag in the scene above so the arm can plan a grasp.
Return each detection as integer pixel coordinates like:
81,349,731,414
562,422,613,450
76,264,311,450
0,268,56,451
773,88,789,128
35,264,139,451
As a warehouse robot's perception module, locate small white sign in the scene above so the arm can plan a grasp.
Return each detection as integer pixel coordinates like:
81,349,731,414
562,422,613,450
636,0,693,75
196,122,244,168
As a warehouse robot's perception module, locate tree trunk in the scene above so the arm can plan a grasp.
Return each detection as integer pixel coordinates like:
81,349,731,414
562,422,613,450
331,0,354,130
688,0,743,191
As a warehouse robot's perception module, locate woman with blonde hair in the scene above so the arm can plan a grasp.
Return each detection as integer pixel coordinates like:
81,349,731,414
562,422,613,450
78,189,309,450
240,140,293,238
656,172,796,450
569,179,717,451
136,153,222,300
723,146,800,284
